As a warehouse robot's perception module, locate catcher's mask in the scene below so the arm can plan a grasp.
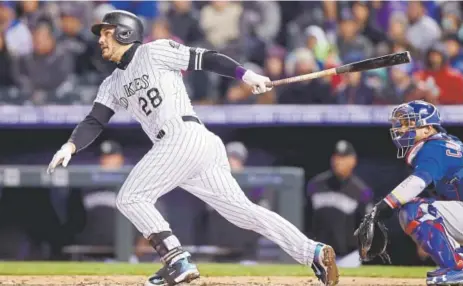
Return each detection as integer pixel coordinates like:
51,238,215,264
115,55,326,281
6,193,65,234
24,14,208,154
389,100,443,158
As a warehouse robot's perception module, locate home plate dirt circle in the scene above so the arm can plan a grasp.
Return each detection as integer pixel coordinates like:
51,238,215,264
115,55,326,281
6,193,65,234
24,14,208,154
0,275,426,285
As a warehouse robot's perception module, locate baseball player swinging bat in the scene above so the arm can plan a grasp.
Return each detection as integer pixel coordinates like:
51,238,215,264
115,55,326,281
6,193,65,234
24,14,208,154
268,51,412,87
46,10,339,286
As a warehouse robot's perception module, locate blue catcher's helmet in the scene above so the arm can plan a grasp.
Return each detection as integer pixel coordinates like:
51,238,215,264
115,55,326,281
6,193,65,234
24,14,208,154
389,100,444,158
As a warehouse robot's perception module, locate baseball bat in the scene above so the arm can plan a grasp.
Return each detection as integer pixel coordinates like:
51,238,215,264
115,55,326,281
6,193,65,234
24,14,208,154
268,51,412,87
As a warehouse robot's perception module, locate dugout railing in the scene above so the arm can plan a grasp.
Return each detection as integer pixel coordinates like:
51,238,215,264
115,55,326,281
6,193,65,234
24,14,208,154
0,165,304,263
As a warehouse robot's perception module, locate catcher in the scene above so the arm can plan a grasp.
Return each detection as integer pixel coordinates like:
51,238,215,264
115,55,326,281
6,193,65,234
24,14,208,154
355,100,463,285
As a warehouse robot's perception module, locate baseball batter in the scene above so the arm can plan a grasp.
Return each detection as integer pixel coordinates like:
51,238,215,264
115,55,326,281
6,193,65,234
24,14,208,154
47,10,339,286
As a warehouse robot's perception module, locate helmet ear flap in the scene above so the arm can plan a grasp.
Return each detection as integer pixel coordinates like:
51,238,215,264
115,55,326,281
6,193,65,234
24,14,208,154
114,25,142,44
114,25,129,44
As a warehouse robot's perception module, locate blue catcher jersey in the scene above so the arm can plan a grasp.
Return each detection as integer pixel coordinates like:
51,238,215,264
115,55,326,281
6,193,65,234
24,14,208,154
407,133,463,201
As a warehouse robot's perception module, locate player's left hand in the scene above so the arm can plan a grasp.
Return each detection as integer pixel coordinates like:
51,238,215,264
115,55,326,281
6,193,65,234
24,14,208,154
242,70,273,95
354,205,391,264
47,142,75,174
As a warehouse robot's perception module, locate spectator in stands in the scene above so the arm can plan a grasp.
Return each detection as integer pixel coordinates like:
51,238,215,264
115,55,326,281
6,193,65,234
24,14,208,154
166,1,203,46
440,2,462,37
56,2,93,30
387,12,408,44
200,1,244,98
241,2,280,44
405,1,441,55
16,0,39,17
240,1,281,65
146,17,181,43
304,25,331,65
370,1,407,32
335,71,377,105
80,3,116,81
336,8,374,63
278,48,332,104
414,43,463,104
444,34,463,74
306,140,373,268
200,1,243,58
0,32,15,89
15,19,75,104
264,45,285,81
226,141,248,173
351,1,386,45
285,2,332,50
382,64,436,104
320,46,343,91
58,2,92,75
0,1,32,57
15,0,43,27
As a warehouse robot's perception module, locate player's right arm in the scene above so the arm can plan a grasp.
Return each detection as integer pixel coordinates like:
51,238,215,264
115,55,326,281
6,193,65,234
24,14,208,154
147,39,272,94
47,77,118,174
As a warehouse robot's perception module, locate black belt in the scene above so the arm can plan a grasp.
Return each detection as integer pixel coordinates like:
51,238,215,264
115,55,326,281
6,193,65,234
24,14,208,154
156,116,201,140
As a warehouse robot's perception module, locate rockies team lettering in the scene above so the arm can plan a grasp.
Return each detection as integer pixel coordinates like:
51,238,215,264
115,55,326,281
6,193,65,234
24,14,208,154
124,74,150,97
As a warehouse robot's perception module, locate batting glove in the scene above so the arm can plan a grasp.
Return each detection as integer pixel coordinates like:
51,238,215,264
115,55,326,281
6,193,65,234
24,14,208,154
47,142,75,174
242,70,273,95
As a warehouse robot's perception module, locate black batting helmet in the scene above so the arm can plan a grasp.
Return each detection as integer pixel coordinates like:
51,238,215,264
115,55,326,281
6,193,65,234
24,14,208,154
91,10,144,44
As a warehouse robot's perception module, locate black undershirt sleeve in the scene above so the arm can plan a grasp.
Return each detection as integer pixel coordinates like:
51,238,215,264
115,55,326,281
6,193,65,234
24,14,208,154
375,199,394,220
68,102,114,153
187,48,245,79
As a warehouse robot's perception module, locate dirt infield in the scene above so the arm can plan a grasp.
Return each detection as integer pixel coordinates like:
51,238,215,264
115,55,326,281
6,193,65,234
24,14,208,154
0,275,426,285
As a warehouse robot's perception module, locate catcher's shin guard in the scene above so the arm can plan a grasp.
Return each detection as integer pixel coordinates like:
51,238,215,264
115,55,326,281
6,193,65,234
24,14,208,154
399,201,463,270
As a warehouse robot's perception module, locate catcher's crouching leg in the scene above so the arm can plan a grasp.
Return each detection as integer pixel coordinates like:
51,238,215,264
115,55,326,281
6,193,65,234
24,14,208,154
399,199,463,273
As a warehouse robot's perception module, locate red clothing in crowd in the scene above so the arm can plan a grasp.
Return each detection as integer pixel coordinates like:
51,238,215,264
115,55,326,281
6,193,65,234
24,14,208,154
414,66,463,104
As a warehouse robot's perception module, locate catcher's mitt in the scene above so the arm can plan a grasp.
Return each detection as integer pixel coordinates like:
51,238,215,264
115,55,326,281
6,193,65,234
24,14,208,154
354,208,391,264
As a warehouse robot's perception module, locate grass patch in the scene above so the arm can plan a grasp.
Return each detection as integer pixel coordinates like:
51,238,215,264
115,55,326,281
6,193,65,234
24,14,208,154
0,262,433,278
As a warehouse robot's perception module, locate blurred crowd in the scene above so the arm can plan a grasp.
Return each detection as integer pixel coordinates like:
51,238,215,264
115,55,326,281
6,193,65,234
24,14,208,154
1,1,463,105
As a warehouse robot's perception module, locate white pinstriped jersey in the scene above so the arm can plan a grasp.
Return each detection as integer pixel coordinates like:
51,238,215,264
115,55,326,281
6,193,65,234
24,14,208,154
100,41,320,269
94,39,205,141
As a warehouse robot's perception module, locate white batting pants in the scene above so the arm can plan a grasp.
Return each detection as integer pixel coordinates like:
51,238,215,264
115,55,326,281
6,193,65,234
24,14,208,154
115,117,317,265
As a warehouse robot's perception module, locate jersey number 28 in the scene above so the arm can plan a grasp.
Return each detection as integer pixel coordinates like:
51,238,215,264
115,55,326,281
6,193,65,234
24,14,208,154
139,88,162,116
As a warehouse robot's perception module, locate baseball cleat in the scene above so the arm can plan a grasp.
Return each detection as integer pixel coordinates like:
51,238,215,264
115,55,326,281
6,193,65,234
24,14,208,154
311,243,339,286
427,269,463,285
145,256,200,286
428,268,452,278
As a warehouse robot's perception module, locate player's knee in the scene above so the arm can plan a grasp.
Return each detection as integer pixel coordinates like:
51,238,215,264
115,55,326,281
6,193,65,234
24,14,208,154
398,198,437,235
115,188,156,211
115,190,134,212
